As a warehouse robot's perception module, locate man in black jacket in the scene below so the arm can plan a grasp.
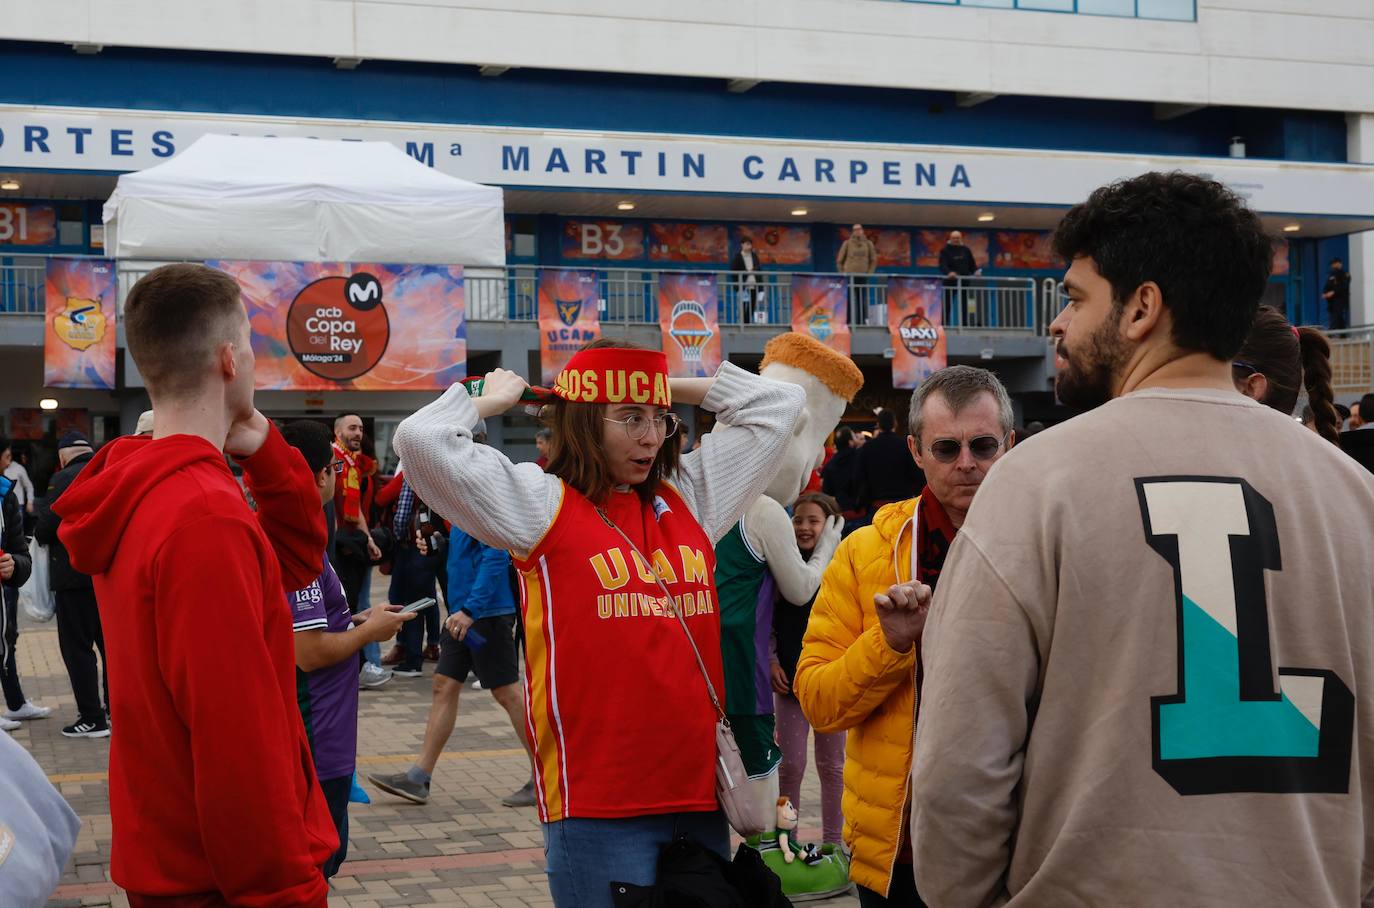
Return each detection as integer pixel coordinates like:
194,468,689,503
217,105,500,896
853,409,925,526
821,427,863,527
939,230,981,327
34,430,109,738
1,433,48,733
1323,258,1352,330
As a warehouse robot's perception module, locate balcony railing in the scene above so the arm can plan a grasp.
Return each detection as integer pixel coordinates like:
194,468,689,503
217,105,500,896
467,267,1045,333
4,260,1051,335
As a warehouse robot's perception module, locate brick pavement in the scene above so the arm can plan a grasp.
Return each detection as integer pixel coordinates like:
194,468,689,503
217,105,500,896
9,603,862,907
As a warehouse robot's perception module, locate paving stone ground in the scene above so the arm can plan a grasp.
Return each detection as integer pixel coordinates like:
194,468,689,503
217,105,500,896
10,597,860,907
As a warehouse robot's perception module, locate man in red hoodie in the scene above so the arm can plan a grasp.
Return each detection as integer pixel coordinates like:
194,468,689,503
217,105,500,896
54,263,337,907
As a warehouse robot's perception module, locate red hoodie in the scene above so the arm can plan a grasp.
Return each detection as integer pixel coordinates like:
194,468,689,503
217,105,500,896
55,423,337,906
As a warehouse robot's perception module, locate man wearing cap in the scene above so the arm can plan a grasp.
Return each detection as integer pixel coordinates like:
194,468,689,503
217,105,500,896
34,430,109,738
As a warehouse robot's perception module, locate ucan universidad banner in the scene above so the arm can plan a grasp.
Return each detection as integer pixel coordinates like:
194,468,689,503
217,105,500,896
657,273,722,378
538,269,601,385
44,257,117,390
209,260,467,391
887,277,947,390
789,275,851,356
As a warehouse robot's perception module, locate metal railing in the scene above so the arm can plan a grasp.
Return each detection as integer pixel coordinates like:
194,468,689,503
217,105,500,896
8,259,1061,337
1328,326,1374,396
465,267,1045,333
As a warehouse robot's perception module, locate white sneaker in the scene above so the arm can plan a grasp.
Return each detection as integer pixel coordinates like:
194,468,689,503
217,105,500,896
359,663,393,689
470,679,484,690
0,717,19,732
3,701,53,721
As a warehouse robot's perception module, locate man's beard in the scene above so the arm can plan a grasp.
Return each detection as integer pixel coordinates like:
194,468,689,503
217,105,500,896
1055,318,1129,410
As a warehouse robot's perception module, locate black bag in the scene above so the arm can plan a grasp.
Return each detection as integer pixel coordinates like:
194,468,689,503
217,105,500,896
611,837,792,908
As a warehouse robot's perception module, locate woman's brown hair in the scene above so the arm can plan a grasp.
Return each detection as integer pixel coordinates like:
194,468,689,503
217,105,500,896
1234,306,1339,444
793,492,841,520
543,337,682,503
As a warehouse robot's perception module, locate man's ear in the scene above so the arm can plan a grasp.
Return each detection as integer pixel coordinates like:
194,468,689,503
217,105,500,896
218,341,238,381
1122,281,1166,343
907,434,925,472
317,466,331,490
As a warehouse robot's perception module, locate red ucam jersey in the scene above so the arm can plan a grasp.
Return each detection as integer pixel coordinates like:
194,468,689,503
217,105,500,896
514,479,723,822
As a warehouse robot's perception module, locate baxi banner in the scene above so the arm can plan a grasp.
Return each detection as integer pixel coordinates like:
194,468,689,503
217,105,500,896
790,275,851,355
658,272,722,378
887,277,946,390
44,257,117,390
538,269,602,385
210,260,466,391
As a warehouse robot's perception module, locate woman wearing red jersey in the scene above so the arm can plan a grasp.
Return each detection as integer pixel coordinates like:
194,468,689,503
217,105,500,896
395,339,802,907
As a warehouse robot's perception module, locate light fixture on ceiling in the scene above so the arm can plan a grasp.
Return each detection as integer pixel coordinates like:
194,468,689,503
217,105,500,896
0,179,20,191
977,212,995,222
790,207,809,217
1282,224,1301,233
616,201,636,211
39,398,59,411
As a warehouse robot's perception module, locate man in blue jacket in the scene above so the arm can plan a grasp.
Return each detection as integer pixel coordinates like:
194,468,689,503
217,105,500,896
369,521,536,807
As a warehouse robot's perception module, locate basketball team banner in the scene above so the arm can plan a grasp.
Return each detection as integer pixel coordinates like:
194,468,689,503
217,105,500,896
44,257,117,390
790,275,851,356
209,260,467,391
538,269,601,385
657,272,722,378
887,277,947,390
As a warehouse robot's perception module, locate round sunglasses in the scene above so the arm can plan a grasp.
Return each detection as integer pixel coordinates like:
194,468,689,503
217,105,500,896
926,434,1007,464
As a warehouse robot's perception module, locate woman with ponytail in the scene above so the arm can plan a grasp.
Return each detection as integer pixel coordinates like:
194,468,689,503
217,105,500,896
1232,306,1341,444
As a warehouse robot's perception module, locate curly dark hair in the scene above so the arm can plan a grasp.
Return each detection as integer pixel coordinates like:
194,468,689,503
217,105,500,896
1053,171,1273,360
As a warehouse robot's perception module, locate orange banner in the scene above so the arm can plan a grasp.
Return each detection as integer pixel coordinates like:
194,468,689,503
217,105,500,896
538,269,601,385
790,275,851,356
993,231,1060,270
734,225,812,266
914,230,988,270
649,223,729,263
887,278,946,390
0,203,58,247
44,258,117,389
658,273,722,378
561,220,645,261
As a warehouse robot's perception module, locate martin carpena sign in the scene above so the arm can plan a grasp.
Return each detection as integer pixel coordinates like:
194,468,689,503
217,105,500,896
3,104,1373,217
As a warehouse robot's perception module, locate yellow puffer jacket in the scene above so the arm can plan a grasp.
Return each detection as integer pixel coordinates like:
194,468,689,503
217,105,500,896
794,497,919,897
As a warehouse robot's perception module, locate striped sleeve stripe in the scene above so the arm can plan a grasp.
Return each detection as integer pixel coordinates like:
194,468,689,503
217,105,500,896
292,620,330,632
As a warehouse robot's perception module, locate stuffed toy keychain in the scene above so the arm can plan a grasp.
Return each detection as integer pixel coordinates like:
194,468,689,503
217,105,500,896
712,333,863,902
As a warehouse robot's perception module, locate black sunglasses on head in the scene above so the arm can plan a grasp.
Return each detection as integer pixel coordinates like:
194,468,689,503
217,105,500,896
927,434,1006,464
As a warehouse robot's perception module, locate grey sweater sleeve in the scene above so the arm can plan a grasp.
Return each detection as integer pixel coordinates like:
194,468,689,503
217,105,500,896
392,384,564,557
672,363,805,544
394,363,802,554
0,732,81,908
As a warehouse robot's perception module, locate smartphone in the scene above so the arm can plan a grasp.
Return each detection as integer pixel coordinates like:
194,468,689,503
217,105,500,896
401,597,438,615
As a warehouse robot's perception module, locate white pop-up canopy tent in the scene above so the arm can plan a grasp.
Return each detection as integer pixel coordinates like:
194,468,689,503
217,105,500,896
102,134,505,266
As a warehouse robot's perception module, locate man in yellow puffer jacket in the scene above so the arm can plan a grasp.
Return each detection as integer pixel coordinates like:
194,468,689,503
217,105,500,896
795,366,1014,906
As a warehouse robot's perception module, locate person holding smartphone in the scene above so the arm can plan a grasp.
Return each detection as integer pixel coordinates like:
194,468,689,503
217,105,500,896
394,338,803,907
280,420,414,879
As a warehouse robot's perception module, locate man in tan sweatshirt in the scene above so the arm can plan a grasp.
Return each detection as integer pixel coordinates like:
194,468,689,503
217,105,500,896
911,171,1374,907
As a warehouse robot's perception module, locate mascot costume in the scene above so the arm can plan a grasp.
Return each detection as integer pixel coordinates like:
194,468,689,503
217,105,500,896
713,332,863,901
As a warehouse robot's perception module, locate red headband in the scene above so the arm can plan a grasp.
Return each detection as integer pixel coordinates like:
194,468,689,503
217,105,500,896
552,348,672,407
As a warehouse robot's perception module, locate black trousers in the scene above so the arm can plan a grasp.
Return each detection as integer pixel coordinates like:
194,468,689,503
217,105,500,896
857,870,927,908
1,585,28,711
319,774,352,879
331,551,369,612
55,587,108,722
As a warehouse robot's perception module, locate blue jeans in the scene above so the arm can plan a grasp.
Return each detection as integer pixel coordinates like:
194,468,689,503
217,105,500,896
359,567,381,667
543,811,729,908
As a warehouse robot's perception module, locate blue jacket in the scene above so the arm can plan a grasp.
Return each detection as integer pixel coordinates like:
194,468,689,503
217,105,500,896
444,525,516,619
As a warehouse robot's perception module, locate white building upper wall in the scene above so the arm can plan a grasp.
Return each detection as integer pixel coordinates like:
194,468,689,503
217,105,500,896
4,0,1373,113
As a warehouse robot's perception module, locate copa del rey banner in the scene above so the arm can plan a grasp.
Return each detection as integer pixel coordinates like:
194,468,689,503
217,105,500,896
887,278,947,390
44,258,117,390
538,269,601,385
790,275,850,356
658,273,722,378
210,260,466,391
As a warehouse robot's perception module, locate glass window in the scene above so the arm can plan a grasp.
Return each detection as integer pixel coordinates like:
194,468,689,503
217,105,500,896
1137,0,1195,20
1016,0,1076,11
961,0,1015,7
1079,0,1135,16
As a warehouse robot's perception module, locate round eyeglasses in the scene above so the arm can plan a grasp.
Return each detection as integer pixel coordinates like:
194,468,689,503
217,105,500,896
604,412,681,442
926,434,1007,464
